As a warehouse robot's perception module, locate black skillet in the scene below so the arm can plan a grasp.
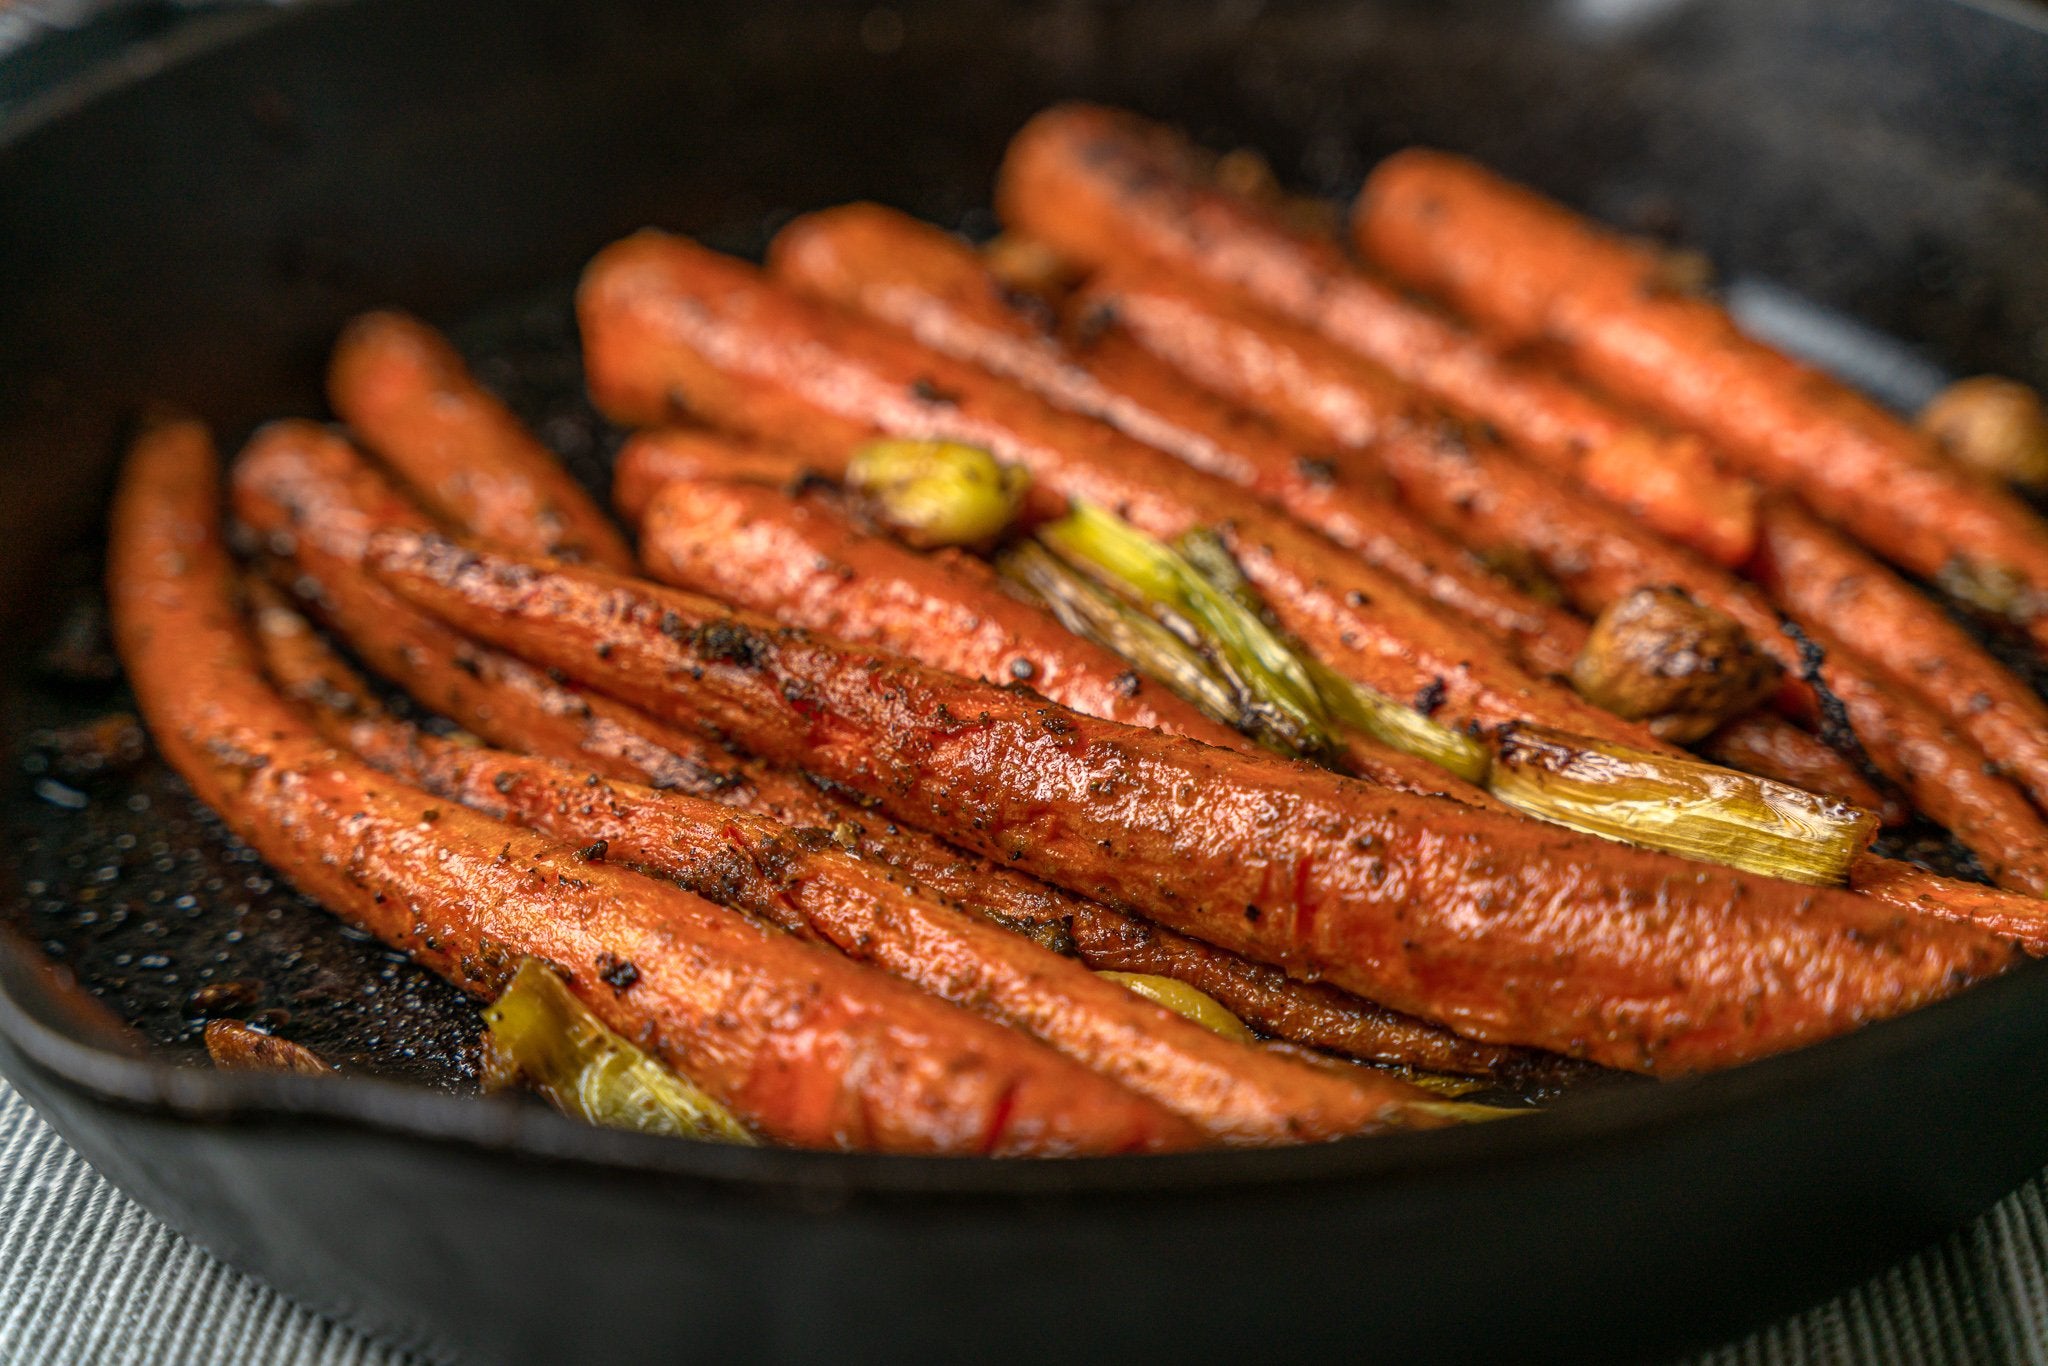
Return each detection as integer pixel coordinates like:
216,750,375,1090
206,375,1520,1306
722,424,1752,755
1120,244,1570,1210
3,1,2048,1362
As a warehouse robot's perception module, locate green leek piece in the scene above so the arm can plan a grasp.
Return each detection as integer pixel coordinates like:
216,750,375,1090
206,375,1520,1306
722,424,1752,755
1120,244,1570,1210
1177,527,1491,784
1096,971,1258,1043
844,439,1028,547
998,541,1249,736
1040,503,1334,758
1488,723,1878,887
481,958,755,1144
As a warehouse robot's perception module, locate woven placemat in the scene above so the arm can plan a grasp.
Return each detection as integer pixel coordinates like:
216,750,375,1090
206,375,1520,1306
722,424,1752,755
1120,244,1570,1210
2,1076,2044,1365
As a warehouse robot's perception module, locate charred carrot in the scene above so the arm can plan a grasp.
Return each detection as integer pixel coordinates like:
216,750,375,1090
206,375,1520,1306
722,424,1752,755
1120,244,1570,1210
254,576,1553,1081
612,428,815,525
113,417,1193,1156
1086,266,2048,896
366,532,2018,1074
768,202,1583,677
329,311,636,571
992,104,1757,567
1355,147,2048,643
234,456,1528,1078
232,420,734,794
249,581,1424,1144
1748,496,2048,819
576,230,1655,750
636,475,1249,746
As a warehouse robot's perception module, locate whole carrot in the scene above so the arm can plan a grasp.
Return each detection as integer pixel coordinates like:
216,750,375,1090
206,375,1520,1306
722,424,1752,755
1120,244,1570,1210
576,229,1654,749
329,311,635,571
233,420,728,793
612,428,815,525
1085,263,2048,896
992,103,1757,567
240,432,1537,1077
768,201,1582,677
637,475,1250,746
1356,147,2048,644
366,530,2018,1075
249,579,1425,1144
114,417,1193,1156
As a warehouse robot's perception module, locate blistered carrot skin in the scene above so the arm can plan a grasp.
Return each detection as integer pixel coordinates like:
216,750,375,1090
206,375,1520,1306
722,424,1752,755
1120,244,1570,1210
1355,149,2048,644
637,476,1249,747
114,420,1191,1157
612,428,815,525
367,532,2018,1075
991,104,1756,567
1749,497,2048,818
576,231,1655,750
251,589,1422,1144
768,203,1582,679
1087,263,2048,897
328,311,636,572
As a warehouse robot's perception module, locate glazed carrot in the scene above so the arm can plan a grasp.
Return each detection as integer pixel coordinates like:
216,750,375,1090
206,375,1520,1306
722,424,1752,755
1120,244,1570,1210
768,201,1583,678
612,428,815,525
232,438,1532,1076
1085,266,2048,896
1748,497,2048,818
637,476,1249,746
1847,858,2048,955
1356,148,2048,644
232,420,731,794
992,103,1757,567
248,581,1424,1144
635,474,1495,805
112,418,1192,1156
367,531,2018,1074
576,230,1656,750
329,310,636,572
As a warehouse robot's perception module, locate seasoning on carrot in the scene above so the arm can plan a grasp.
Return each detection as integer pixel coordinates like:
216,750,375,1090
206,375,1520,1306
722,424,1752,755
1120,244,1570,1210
329,310,635,571
366,529,2019,1074
1354,146,2048,646
991,103,1758,566
575,229,1657,750
116,415,1195,1156
769,200,1585,677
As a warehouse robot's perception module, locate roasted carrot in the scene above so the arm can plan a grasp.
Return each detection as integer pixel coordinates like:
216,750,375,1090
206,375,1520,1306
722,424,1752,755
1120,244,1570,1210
991,103,1757,567
249,580,1425,1144
1746,496,2048,818
366,531,2018,1074
576,230,1657,750
637,476,1249,746
1085,265,2048,896
612,428,815,525
233,435,1533,1077
1848,857,2048,955
329,311,635,572
113,417,1193,1156
232,420,736,794
768,202,1583,678
1355,148,2048,644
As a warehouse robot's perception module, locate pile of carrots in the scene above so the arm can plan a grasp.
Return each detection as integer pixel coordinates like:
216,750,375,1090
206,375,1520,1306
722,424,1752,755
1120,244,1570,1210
107,104,2048,1155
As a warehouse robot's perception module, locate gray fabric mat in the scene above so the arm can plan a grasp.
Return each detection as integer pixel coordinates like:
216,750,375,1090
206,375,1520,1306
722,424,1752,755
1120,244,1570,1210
2,1077,2043,1364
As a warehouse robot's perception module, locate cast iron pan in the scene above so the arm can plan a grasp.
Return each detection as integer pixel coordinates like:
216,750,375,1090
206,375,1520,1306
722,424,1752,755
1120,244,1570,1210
4,1,2048,1362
